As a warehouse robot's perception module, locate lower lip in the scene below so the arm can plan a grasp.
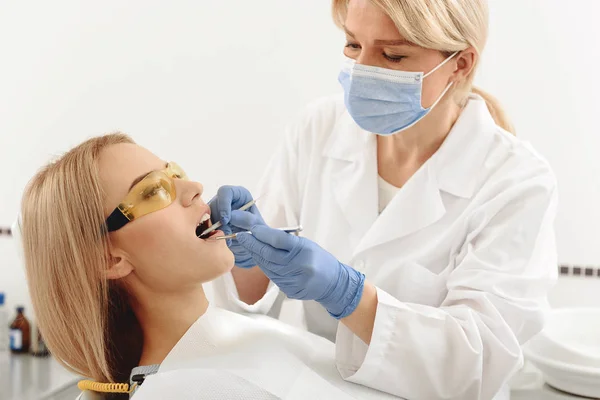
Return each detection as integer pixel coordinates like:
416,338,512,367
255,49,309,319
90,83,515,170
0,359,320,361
201,230,224,241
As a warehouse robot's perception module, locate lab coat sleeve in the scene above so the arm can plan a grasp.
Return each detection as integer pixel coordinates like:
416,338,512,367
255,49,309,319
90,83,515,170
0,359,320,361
335,168,558,400
211,104,313,315
210,272,281,315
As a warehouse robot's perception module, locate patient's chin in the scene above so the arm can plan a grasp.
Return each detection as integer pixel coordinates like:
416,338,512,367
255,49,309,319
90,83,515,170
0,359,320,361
220,248,236,272
202,246,235,281
220,250,236,276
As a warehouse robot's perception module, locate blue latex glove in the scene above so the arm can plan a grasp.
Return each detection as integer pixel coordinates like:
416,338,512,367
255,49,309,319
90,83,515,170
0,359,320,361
209,186,265,269
230,210,365,319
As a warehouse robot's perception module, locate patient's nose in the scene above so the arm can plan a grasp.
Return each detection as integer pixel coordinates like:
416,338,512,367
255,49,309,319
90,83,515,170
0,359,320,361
181,181,204,207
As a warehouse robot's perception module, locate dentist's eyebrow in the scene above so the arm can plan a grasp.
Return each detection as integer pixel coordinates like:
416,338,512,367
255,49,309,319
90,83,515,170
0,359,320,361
374,38,414,46
344,26,414,46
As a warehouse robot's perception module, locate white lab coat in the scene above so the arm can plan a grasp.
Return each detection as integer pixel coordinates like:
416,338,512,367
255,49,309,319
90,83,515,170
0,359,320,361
131,305,397,399
212,93,558,400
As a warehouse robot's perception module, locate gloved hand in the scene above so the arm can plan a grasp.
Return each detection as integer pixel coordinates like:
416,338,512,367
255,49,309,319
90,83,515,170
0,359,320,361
209,186,266,269
230,210,365,319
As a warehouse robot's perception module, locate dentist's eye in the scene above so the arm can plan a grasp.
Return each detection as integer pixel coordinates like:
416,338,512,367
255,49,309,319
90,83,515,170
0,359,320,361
345,42,361,50
384,53,405,62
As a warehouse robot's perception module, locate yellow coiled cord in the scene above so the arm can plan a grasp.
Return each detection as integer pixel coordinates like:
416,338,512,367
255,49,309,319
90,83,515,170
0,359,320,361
77,380,137,394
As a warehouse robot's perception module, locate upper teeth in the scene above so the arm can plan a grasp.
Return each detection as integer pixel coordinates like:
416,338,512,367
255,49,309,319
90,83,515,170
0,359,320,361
199,213,210,225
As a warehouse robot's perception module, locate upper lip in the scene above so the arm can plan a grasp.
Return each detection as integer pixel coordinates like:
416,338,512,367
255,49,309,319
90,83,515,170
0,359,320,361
196,205,211,227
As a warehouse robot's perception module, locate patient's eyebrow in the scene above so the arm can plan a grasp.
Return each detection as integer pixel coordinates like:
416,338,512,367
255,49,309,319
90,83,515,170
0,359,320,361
128,162,168,190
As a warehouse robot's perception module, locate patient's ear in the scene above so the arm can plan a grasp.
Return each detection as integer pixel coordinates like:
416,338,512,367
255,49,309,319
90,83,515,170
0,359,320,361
106,258,134,280
105,247,134,280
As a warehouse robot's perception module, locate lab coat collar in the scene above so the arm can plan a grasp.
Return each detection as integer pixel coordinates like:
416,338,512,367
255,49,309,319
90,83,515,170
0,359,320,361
322,109,375,163
321,94,498,254
354,159,446,255
323,112,379,240
432,94,498,198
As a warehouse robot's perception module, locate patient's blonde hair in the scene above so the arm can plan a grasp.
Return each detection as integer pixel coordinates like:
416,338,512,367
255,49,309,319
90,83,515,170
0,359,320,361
332,0,515,134
21,133,142,385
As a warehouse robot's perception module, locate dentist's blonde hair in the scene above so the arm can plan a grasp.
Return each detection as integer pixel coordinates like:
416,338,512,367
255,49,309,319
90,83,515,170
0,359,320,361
332,0,515,134
21,133,142,387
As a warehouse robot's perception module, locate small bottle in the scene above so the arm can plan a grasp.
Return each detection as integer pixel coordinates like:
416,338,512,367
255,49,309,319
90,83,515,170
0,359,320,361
9,306,31,354
34,333,49,357
31,323,49,357
0,293,8,351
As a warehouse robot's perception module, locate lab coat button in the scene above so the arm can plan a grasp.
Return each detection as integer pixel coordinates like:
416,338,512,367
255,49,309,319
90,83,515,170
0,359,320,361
355,260,365,271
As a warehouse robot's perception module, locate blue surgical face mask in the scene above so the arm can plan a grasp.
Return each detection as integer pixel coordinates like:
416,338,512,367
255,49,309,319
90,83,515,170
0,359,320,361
338,52,458,135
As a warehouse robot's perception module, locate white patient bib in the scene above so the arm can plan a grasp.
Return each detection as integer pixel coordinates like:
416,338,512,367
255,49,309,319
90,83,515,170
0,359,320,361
132,306,398,399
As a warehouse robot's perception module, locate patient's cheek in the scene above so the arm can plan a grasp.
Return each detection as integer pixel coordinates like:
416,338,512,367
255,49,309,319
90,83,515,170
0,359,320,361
135,213,180,244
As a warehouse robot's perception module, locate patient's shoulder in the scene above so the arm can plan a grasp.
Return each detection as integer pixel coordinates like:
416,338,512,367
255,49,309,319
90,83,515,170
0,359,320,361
133,369,280,399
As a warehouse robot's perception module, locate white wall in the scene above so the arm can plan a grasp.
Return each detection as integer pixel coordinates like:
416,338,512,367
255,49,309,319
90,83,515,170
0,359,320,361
1,0,599,318
480,0,600,267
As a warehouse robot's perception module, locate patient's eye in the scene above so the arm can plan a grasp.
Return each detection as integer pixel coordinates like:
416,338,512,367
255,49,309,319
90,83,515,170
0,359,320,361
141,183,165,199
169,168,186,180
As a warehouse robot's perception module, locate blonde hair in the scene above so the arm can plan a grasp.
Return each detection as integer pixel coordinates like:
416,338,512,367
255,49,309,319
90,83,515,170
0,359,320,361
21,133,142,385
332,0,515,134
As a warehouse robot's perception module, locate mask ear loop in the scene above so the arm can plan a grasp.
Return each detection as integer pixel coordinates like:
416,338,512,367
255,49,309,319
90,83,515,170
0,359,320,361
427,81,454,110
386,81,454,135
387,51,460,135
422,51,461,111
423,51,459,79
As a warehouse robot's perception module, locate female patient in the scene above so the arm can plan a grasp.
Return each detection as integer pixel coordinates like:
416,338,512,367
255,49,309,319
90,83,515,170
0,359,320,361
19,133,394,399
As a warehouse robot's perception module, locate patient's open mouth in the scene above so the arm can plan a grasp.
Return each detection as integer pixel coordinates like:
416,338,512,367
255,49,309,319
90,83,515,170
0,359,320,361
196,213,217,239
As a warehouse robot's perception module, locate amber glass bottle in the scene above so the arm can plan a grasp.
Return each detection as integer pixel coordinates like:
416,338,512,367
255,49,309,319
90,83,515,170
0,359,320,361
9,306,31,353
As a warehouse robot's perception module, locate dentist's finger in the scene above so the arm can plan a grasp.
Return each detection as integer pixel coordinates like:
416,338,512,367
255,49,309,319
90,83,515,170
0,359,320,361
235,233,290,269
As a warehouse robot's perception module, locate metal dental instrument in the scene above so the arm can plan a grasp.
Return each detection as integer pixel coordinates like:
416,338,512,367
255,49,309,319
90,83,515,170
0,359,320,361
211,225,303,241
198,197,259,239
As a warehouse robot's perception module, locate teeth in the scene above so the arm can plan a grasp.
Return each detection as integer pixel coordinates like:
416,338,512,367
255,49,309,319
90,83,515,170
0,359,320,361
199,213,210,224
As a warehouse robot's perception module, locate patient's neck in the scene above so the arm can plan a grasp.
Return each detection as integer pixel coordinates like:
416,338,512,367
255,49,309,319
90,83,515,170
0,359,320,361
132,284,209,367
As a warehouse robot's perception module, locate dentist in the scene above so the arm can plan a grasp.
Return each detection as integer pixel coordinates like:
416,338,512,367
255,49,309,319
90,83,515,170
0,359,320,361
211,0,557,399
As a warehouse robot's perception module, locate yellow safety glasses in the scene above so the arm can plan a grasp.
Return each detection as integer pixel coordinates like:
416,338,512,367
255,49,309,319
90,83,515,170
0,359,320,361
105,162,188,232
